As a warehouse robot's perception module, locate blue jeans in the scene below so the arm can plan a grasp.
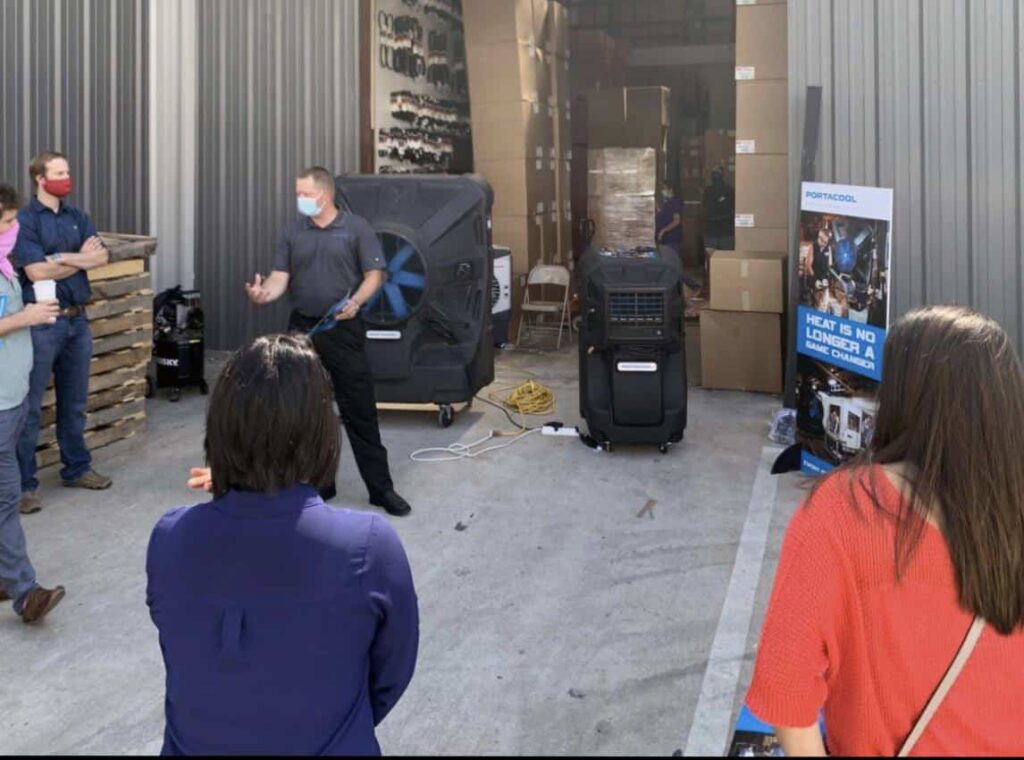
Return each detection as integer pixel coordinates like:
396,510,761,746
0,400,37,612
17,315,93,491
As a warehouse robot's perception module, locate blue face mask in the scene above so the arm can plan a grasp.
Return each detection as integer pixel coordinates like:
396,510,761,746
297,195,323,217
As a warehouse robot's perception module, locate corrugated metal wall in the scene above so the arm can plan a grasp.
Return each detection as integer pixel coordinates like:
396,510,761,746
0,0,148,233
789,0,1023,351
195,0,362,350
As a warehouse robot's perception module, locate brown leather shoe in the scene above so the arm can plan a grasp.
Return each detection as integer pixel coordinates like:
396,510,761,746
63,470,112,490
20,585,66,623
20,491,42,514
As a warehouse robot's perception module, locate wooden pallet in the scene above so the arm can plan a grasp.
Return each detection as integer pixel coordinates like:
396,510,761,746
86,292,153,321
37,398,146,448
37,414,146,470
42,362,148,408
90,272,151,300
97,232,157,263
93,326,152,356
41,380,146,428
88,258,145,282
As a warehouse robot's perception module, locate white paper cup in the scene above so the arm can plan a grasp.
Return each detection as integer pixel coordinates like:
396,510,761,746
35,279,57,302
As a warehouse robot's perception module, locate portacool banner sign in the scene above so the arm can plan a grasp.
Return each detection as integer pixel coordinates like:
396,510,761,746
796,182,894,476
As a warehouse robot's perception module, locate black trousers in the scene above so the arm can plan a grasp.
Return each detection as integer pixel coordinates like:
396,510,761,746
289,312,394,500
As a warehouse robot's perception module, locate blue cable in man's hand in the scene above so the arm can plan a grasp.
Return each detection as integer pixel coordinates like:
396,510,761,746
307,290,353,338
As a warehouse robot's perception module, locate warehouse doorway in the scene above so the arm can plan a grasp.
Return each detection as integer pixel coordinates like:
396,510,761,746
562,0,737,279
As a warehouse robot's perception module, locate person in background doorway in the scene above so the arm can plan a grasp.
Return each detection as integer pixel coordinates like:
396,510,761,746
656,182,703,293
0,184,65,623
147,334,419,755
13,152,112,515
746,306,1024,756
245,166,411,517
703,167,735,251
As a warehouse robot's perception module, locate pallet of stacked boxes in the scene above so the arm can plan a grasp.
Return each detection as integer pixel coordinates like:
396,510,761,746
35,233,156,469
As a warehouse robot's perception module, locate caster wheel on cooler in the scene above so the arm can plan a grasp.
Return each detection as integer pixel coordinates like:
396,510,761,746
658,443,670,455
144,376,155,399
199,379,209,395
439,405,455,428
603,442,613,453
169,387,182,403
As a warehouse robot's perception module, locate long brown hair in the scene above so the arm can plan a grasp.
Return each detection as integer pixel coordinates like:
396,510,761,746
831,306,1024,634
205,334,339,498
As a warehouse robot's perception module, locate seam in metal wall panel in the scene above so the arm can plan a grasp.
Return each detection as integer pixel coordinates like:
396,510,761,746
195,0,361,350
791,0,1024,353
0,0,148,235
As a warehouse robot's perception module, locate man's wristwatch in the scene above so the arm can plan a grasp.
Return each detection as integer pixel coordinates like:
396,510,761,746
52,253,63,264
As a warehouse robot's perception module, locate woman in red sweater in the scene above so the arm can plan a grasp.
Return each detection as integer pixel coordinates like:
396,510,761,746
747,306,1024,756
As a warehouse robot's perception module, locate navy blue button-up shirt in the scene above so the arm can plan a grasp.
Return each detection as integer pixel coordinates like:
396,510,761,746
146,486,419,756
12,198,97,307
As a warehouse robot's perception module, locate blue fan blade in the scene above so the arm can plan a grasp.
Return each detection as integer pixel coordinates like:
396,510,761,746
384,283,410,320
366,290,383,310
389,244,415,273
391,271,426,290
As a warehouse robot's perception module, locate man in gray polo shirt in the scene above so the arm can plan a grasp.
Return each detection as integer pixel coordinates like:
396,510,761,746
245,167,411,517
0,183,66,622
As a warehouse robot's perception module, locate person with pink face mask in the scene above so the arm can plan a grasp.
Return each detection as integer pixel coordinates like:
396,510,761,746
11,152,112,516
0,183,66,623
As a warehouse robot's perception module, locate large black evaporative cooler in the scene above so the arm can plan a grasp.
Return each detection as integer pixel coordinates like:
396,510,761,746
334,175,495,427
578,245,687,452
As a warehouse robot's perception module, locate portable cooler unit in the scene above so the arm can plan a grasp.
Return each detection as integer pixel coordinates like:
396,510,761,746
334,175,495,427
578,245,687,452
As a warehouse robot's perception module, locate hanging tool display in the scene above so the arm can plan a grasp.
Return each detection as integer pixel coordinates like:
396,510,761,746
390,91,469,136
377,128,454,171
379,12,426,80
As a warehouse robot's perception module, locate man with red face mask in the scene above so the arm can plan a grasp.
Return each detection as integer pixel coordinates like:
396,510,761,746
11,152,113,515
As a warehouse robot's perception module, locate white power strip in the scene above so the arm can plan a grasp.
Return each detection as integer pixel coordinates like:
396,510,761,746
541,424,581,438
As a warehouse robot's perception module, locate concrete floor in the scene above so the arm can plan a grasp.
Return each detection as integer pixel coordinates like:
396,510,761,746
0,342,805,756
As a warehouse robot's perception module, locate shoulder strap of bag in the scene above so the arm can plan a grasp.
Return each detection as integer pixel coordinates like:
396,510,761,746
897,616,986,757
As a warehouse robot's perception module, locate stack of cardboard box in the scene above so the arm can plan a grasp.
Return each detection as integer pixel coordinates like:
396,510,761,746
700,250,786,394
734,0,789,253
584,86,670,250
567,29,632,256
465,0,571,290
465,0,550,279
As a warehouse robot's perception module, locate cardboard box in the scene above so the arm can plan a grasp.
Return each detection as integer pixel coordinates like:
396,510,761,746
735,227,789,252
463,0,536,46
736,81,789,155
532,0,552,51
471,99,551,161
492,214,545,274
543,204,559,262
587,87,669,129
552,54,570,101
466,42,542,105
709,250,786,313
476,158,556,218
736,3,788,81
549,0,569,57
700,310,782,394
735,154,789,229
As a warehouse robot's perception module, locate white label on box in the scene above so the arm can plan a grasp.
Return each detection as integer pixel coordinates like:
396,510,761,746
536,159,543,170
532,101,540,115
740,261,750,278
735,66,756,81
567,148,573,160
536,203,545,215
736,0,757,5
736,139,756,154
742,291,751,311
367,330,402,341
735,214,756,228
551,211,557,222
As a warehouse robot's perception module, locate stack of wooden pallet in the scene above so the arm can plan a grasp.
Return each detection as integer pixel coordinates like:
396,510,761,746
36,233,157,469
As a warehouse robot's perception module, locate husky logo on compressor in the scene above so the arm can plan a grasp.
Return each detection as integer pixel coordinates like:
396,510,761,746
805,190,857,203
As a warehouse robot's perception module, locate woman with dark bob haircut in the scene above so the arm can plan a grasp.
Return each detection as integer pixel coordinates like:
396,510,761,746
146,334,418,756
746,306,1024,756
